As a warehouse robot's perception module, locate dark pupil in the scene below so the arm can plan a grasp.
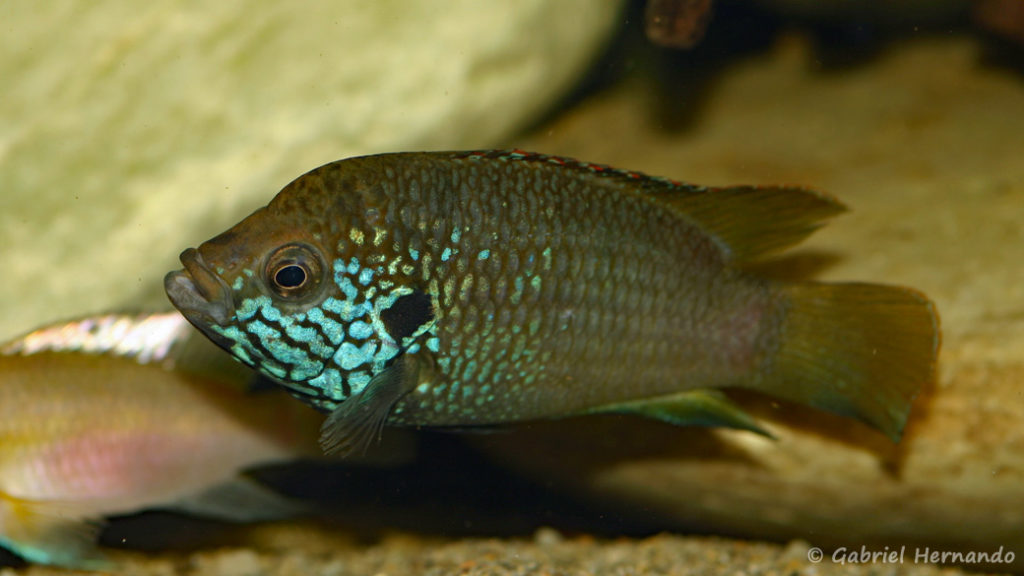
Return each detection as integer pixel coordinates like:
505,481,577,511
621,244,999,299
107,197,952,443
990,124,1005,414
275,265,307,288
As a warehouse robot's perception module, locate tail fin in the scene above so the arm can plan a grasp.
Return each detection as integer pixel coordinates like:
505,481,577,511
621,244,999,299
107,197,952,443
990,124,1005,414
755,282,940,441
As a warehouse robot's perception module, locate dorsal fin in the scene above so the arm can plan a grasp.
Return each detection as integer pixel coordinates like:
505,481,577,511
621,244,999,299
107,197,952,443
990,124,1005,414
654,184,847,262
452,150,847,263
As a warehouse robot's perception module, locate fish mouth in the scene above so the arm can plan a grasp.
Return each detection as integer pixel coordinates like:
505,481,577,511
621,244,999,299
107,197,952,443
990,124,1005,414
164,248,234,328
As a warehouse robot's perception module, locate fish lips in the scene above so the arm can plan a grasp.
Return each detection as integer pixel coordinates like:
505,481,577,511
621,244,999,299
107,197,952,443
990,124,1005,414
165,248,234,329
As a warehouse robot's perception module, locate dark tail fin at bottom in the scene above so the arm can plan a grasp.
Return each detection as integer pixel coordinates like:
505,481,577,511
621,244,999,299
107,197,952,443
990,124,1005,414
754,282,940,441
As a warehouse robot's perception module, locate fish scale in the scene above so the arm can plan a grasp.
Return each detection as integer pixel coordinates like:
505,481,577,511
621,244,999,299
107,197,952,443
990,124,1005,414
167,150,939,456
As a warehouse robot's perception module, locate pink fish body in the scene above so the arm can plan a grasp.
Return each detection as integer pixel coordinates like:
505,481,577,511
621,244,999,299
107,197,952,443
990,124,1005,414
0,313,321,568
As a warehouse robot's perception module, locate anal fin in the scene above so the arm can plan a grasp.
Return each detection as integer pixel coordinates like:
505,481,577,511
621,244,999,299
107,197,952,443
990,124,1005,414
595,390,774,437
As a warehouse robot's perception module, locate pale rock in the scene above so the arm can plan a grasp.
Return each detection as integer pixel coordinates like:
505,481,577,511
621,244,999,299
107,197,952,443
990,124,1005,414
0,1,623,340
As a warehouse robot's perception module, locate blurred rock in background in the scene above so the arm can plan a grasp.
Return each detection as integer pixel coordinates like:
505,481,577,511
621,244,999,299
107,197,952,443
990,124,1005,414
0,1,624,341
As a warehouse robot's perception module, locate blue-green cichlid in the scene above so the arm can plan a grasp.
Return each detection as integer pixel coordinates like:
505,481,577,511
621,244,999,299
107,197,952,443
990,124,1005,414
165,150,940,456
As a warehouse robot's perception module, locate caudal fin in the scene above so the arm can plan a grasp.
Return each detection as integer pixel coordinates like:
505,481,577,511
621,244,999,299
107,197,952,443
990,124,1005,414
755,282,940,441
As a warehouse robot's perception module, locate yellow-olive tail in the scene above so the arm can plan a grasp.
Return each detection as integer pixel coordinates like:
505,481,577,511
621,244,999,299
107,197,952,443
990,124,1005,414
755,282,940,441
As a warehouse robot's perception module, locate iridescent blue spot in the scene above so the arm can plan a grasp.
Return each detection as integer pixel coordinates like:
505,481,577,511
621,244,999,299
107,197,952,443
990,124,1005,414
349,321,374,340
214,325,252,363
289,361,324,381
358,268,374,286
347,258,361,276
260,302,283,322
232,276,244,291
451,228,462,243
308,368,343,402
307,308,344,344
323,296,368,322
338,277,358,301
235,298,260,322
441,247,452,262
246,318,279,340
409,248,420,261
337,341,378,371
477,250,490,260
426,337,440,353
347,370,372,394
478,363,492,382
285,323,324,350
263,336,312,369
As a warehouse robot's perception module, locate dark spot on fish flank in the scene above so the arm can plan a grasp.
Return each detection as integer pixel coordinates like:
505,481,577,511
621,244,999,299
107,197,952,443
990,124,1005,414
381,290,434,343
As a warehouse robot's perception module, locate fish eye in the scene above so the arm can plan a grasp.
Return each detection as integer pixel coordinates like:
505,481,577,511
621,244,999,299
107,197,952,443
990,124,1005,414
265,243,324,300
275,265,306,288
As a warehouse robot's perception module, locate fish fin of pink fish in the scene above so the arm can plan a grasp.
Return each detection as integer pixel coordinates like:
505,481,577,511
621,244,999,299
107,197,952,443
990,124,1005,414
319,354,420,457
751,282,940,441
593,390,774,437
658,185,847,262
0,490,109,569
169,476,309,522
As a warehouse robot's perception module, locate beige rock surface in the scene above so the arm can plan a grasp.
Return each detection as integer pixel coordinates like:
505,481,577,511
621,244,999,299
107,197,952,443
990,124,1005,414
474,32,1024,569
0,1,622,341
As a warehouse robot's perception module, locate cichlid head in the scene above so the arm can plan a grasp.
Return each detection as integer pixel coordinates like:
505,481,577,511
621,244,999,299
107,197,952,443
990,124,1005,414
165,161,436,411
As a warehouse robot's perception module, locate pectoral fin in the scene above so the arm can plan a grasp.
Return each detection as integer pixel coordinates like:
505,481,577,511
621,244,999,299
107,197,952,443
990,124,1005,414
596,390,774,437
0,489,109,569
319,354,419,457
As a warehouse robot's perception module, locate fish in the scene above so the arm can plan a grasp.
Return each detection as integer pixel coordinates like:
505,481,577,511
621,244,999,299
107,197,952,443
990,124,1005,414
165,149,940,457
0,312,324,568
